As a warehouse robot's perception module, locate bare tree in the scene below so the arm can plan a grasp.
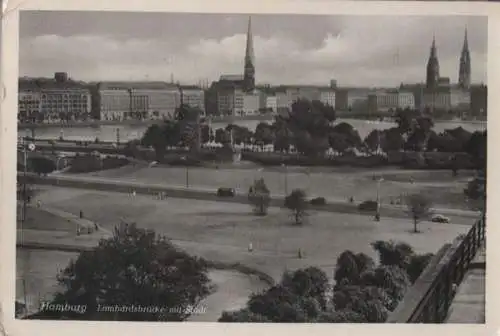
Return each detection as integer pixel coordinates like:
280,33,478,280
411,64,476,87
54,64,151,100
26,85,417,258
406,194,432,233
248,178,271,216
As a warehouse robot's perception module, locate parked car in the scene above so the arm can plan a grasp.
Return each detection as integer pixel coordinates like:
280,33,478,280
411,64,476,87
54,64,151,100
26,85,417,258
358,200,378,211
431,214,450,223
217,187,235,197
310,197,327,206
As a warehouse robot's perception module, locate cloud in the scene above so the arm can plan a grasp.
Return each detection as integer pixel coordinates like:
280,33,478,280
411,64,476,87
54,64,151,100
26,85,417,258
19,15,487,87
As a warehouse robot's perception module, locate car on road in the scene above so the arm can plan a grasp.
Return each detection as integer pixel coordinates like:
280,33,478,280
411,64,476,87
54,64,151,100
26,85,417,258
431,214,450,223
217,187,235,197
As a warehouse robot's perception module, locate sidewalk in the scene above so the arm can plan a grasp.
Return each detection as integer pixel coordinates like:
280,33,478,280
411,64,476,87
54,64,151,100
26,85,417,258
445,245,486,323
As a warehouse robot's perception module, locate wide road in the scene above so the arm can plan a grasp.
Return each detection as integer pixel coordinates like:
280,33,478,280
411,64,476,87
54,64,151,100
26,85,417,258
19,172,480,224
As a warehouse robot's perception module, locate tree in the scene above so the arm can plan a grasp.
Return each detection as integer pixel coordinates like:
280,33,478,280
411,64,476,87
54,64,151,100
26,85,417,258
214,128,231,144
248,178,271,216
464,170,486,211
359,265,410,309
381,127,405,152
406,194,432,233
334,251,375,288
281,267,329,309
406,253,434,283
464,130,486,169
141,124,167,160
218,309,270,322
35,223,212,321
284,189,308,225
30,157,56,176
371,240,414,270
364,130,384,153
331,286,390,322
246,285,321,322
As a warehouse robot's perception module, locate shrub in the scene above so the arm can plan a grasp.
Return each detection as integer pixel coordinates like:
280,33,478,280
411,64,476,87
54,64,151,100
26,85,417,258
358,200,378,211
310,197,327,206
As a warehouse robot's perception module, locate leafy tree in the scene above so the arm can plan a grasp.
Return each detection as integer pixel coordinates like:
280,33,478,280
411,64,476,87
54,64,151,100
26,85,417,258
254,122,275,145
218,309,270,322
334,251,375,288
141,124,167,160
406,253,434,283
359,265,410,309
273,127,292,153
284,189,308,225
316,309,365,323
248,178,271,216
406,194,432,233
464,170,486,211
381,127,405,152
36,223,212,321
371,240,414,270
30,157,57,176
364,130,384,153
281,267,329,309
246,285,320,322
214,128,231,144
464,130,486,169
332,286,389,322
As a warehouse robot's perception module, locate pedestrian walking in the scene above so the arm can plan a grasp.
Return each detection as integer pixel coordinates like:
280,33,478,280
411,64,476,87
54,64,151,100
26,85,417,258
132,190,136,197
36,200,41,208
248,242,253,252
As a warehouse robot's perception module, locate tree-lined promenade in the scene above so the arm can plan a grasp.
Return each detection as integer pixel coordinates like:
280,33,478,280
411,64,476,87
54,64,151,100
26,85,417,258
134,100,486,170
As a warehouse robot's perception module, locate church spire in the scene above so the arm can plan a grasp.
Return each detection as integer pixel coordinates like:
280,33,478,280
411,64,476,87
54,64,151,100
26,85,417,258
243,16,255,92
426,34,440,89
459,27,471,89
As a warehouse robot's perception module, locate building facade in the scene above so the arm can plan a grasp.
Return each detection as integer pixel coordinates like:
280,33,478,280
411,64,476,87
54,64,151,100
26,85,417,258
96,82,180,121
18,90,41,121
319,89,336,107
368,90,415,113
19,73,91,122
98,88,131,121
181,86,206,115
265,95,278,113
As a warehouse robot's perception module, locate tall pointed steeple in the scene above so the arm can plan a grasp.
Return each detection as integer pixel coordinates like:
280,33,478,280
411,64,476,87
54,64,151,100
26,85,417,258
243,16,255,92
459,28,471,89
426,34,440,89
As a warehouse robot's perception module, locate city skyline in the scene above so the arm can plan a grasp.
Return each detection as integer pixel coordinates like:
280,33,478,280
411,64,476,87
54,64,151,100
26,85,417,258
20,11,487,87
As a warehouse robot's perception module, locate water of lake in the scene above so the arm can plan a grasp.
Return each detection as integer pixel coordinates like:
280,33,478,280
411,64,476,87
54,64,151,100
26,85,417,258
21,118,487,143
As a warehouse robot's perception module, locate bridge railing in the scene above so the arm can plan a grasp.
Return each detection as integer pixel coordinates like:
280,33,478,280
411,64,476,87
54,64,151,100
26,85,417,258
387,215,486,323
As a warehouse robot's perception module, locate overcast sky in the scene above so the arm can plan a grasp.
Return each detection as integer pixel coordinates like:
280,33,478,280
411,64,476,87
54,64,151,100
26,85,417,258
19,11,487,87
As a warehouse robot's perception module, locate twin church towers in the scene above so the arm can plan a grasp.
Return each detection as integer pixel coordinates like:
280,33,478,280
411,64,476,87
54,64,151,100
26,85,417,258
426,29,471,89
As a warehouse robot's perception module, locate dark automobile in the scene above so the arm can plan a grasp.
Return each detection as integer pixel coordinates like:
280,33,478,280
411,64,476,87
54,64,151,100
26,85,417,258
217,187,235,197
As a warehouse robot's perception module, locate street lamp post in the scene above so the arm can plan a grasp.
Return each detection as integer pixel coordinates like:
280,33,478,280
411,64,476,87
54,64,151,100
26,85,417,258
375,177,384,221
182,156,189,188
282,164,288,195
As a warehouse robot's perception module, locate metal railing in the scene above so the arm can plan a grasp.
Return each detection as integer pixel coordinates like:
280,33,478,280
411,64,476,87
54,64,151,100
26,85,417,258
387,215,486,323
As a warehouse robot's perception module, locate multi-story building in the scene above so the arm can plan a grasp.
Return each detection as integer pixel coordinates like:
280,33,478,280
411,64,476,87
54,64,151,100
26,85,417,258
19,73,91,122
181,86,205,115
319,89,336,108
422,88,451,112
240,92,261,115
265,95,278,114
96,88,130,121
18,90,41,121
470,84,487,117
368,90,415,114
450,88,471,111
335,88,371,113
96,82,180,120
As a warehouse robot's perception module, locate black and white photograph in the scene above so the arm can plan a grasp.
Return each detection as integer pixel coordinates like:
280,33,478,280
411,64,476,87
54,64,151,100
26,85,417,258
9,5,489,327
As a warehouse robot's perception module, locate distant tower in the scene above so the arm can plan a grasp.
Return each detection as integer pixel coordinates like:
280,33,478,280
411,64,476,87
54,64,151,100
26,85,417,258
243,16,256,92
426,35,440,89
458,28,471,89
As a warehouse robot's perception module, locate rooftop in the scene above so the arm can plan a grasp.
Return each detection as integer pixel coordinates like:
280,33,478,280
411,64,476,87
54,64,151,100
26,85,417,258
97,81,179,91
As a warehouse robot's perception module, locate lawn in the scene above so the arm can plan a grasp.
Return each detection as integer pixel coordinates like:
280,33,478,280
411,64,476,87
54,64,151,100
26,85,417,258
35,187,474,281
